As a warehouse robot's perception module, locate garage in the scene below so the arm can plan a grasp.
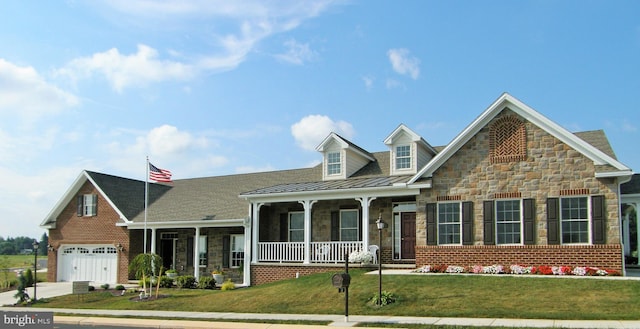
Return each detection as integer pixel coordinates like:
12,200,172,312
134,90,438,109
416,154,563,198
57,245,118,284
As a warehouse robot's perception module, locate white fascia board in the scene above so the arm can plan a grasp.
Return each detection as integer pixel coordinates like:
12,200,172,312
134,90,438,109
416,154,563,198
595,170,634,179
40,171,89,227
85,174,131,224
125,218,246,229
385,124,437,155
241,186,420,204
315,132,347,152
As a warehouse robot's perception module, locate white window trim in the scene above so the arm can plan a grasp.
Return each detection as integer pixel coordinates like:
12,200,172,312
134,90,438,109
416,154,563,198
339,209,359,241
437,202,462,246
495,199,523,245
198,235,207,268
289,211,305,242
83,194,97,216
230,234,245,268
327,151,341,176
559,196,592,245
395,144,412,170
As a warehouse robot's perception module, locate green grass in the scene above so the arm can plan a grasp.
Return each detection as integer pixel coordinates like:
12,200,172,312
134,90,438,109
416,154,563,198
38,270,640,320
0,254,42,269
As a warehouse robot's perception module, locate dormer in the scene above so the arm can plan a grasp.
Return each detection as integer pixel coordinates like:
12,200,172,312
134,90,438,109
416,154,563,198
384,124,436,176
316,133,375,180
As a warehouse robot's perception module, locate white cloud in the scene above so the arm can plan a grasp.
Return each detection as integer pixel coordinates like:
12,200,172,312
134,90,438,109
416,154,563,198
386,78,401,89
291,115,355,151
622,119,637,132
276,39,317,65
0,59,79,121
55,44,195,93
387,48,420,80
362,75,374,90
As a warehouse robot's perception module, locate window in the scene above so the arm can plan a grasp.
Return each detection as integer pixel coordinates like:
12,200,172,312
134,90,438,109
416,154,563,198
77,194,97,217
340,209,359,241
438,203,461,244
561,197,589,244
327,152,341,175
496,200,521,244
395,145,411,169
198,235,207,267
289,212,304,242
230,234,245,268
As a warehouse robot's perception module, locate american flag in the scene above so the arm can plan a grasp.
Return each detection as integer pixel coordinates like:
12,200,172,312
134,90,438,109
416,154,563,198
149,163,172,183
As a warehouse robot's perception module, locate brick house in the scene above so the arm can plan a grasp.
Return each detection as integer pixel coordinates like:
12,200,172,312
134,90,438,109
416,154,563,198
41,93,635,285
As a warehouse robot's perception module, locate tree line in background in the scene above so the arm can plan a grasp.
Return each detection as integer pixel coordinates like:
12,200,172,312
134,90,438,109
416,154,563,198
0,233,48,255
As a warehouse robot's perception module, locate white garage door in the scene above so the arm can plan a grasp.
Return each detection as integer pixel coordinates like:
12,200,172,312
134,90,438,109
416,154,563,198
58,245,118,284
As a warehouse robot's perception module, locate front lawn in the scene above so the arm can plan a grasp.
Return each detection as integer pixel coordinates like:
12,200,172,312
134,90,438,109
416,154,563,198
39,270,640,320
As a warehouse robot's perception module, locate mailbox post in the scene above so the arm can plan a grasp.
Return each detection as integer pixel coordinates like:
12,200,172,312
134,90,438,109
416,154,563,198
331,252,351,322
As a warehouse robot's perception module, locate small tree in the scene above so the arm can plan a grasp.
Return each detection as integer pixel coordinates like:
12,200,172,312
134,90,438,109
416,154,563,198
14,274,29,304
129,253,162,297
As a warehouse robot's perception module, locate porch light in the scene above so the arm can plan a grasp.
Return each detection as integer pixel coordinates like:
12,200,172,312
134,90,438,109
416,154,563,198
32,240,39,302
376,212,385,306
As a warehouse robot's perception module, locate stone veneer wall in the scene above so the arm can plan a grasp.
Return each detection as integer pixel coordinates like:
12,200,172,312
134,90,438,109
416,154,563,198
415,109,623,271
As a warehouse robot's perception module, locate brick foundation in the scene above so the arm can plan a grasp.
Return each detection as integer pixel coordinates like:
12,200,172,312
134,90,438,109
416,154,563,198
251,264,352,285
416,244,623,271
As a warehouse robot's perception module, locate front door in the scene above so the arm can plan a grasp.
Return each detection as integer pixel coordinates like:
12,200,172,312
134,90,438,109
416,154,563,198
160,239,176,270
401,213,416,259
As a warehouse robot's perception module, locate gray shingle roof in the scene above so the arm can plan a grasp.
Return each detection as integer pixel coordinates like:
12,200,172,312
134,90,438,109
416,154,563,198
622,174,640,194
573,130,617,159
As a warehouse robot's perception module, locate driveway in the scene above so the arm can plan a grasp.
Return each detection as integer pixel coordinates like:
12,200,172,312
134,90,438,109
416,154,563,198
0,282,73,306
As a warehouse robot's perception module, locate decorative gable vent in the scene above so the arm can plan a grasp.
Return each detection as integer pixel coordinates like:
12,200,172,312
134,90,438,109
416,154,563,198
489,114,526,164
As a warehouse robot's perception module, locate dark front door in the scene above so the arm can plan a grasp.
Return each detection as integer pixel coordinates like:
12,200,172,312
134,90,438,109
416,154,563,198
401,212,416,259
160,239,174,270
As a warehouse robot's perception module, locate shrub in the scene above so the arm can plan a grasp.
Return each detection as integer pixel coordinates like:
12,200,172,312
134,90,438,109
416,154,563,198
175,275,196,289
197,276,216,289
101,283,110,290
115,285,125,291
159,276,174,288
369,290,396,306
24,269,34,287
88,285,95,291
221,279,235,291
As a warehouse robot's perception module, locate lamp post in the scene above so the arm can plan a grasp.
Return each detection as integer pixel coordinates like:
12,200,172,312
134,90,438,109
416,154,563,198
32,239,39,302
376,213,385,306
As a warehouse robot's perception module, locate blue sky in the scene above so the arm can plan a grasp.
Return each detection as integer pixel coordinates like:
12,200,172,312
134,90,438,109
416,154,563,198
1,1,638,239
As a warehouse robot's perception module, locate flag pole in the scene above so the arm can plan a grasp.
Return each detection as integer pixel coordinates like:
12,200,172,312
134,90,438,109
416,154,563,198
144,156,149,255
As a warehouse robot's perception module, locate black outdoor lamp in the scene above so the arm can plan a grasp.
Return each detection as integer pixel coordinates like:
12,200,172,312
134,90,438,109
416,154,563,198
32,239,39,302
375,212,385,306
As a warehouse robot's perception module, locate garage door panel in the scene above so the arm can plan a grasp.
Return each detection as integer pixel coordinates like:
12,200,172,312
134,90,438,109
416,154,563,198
57,245,117,284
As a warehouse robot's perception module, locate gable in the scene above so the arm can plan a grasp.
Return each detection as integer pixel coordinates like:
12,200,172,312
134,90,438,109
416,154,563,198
409,93,631,183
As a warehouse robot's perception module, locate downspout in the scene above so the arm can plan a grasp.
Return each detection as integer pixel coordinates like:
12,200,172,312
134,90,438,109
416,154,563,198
618,174,633,277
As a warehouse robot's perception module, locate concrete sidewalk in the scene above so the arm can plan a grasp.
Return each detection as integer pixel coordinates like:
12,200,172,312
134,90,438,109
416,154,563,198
0,307,639,328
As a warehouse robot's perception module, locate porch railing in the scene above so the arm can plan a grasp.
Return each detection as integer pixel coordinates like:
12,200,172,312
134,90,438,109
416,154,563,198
257,241,364,263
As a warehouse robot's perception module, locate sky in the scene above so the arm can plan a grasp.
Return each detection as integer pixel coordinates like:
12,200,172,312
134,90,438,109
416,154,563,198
1,0,639,240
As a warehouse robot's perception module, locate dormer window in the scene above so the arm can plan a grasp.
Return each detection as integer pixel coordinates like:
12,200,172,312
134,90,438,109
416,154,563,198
395,145,411,170
327,152,341,175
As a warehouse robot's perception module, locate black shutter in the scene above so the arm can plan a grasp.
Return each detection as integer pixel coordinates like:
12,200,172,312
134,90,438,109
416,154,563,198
186,237,194,267
76,195,84,217
222,235,230,268
279,213,288,241
547,198,560,245
331,211,339,241
426,203,437,245
591,195,606,244
462,202,474,245
483,201,495,245
92,194,98,216
523,198,535,245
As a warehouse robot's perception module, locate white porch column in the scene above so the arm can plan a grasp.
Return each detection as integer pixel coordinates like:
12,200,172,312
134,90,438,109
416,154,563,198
624,211,631,255
243,217,252,286
356,196,376,252
635,203,640,265
251,203,263,264
300,200,317,264
193,227,200,280
150,228,157,254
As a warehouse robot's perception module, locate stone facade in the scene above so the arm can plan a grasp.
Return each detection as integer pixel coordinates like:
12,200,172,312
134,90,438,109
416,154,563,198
415,109,623,270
